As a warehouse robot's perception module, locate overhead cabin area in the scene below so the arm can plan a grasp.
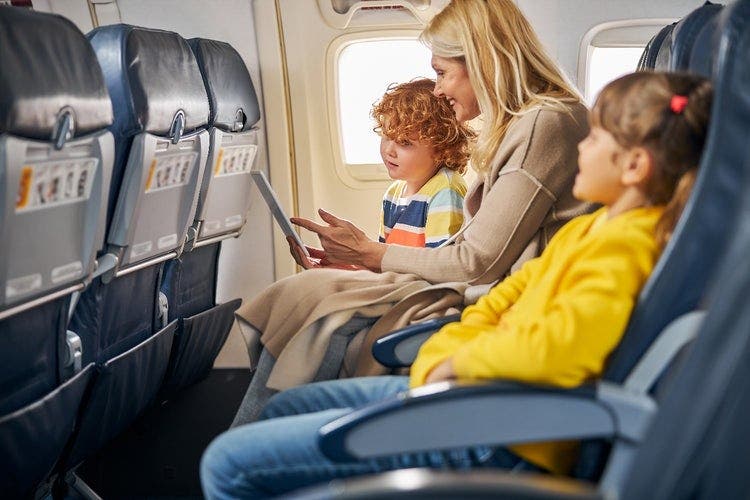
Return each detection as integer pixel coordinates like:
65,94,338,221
1,0,749,498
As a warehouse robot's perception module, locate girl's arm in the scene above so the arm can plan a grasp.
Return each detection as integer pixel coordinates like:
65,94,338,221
451,234,656,387
411,226,657,388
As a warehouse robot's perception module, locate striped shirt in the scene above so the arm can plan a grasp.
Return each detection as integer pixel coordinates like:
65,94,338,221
378,168,467,248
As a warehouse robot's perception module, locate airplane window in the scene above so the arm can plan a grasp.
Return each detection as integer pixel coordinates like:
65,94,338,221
337,39,432,167
586,47,645,105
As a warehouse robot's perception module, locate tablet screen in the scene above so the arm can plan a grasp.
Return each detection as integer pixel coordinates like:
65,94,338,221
250,171,310,257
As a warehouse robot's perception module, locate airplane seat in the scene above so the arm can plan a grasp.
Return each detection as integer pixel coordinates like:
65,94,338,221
637,23,675,71
295,0,750,497
687,7,725,78
0,6,113,497
669,1,724,72
574,0,742,482
157,38,259,396
62,24,210,470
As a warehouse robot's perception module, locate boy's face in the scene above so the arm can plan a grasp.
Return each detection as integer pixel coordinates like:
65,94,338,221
380,134,438,191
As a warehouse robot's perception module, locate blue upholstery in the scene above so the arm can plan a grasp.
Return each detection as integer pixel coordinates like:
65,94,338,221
0,297,68,417
87,24,210,227
156,38,252,396
162,244,219,322
670,1,723,71
637,23,675,71
688,9,723,77
188,38,260,133
624,10,750,498
69,265,162,365
0,7,112,496
603,1,746,387
62,24,212,469
571,0,750,480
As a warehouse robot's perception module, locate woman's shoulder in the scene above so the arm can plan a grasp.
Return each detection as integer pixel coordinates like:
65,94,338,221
522,100,589,137
498,100,588,157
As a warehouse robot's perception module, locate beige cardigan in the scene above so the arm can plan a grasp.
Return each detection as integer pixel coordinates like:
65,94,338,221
236,102,592,389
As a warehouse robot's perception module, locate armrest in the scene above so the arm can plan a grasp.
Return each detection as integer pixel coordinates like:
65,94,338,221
371,313,461,368
286,468,601,500
318,380,656,462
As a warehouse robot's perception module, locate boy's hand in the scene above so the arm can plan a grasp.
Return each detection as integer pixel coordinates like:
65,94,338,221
424,357,457,385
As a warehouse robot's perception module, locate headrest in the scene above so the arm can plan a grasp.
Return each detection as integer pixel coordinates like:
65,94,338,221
688,13,722,77
604,0,750,385
638,23,675,71
188,38,261,132
0,7,113,141
654,24,675,70
87,24,209,138
671,1,724,71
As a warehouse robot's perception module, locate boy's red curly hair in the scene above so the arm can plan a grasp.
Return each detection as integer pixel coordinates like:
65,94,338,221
372,78,475,174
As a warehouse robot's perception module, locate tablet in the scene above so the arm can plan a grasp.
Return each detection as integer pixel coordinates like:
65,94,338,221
250,171,310,257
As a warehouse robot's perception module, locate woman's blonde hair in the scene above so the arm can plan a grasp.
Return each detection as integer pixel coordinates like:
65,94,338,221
592,72,713,248
373,78,475,174
421,0,581,171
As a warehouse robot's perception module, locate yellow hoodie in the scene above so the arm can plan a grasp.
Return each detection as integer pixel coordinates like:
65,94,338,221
409,206,664,474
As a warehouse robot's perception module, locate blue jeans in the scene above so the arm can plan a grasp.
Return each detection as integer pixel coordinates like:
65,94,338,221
200,376,536,499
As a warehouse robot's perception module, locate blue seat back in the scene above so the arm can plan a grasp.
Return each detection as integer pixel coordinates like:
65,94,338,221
63,24,213,467
87,25,210,269
637,23,675,71
622,10,750,499
670,1,724,71
603,0,748,386
0,7,111,496
0,6,113,311
687,7,724,78
188,37,261,242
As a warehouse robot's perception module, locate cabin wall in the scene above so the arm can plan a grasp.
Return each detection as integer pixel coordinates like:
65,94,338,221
518,0,711,83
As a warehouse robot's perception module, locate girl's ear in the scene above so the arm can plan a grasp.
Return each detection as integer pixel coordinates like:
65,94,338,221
621,146,654,186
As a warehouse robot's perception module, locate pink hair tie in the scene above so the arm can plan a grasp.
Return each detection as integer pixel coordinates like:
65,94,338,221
670,95,689,114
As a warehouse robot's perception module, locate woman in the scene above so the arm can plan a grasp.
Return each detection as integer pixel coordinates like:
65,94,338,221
231,0,591,426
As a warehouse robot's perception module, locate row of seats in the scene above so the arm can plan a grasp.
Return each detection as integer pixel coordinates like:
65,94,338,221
0,7,260,497
291,1,750,498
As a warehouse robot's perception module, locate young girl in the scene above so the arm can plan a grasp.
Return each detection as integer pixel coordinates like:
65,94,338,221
201,71,713,500
374,78,474,248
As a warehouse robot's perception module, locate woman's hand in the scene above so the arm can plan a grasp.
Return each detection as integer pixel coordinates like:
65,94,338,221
286,236,367,271
424,357,457,385
286,236,326,269
291,209,387,271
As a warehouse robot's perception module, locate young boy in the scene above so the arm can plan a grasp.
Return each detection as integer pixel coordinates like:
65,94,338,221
373,78,474,248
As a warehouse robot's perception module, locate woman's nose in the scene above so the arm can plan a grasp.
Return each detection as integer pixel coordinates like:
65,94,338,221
433,82,443,97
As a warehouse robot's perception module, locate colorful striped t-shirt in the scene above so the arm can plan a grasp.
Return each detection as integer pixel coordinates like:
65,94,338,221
378,167,467,248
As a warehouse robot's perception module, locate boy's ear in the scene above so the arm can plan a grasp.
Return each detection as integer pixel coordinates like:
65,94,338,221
621,146,654,186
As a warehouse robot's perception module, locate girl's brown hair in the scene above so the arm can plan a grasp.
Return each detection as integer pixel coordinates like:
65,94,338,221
592,71,713,247
372,78,475,174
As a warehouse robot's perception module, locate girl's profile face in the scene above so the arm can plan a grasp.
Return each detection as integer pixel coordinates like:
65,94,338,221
574,126,627,205
431,55,480,122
